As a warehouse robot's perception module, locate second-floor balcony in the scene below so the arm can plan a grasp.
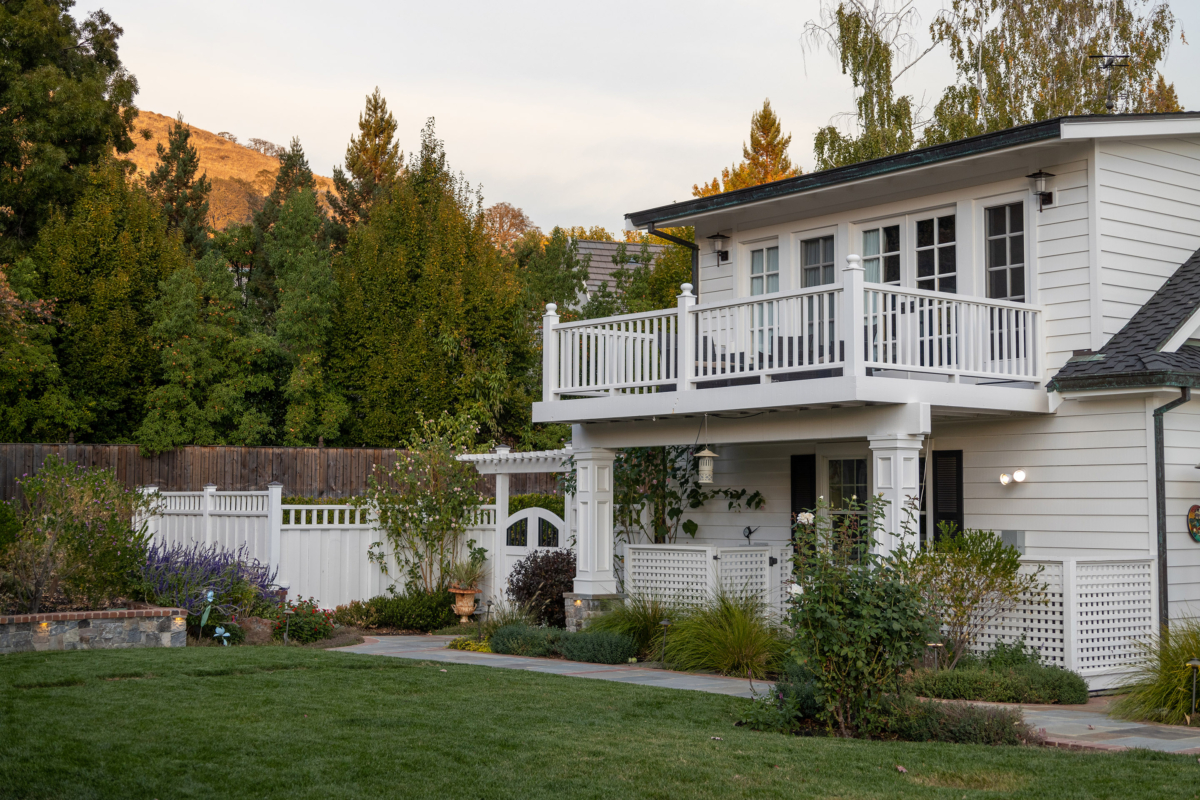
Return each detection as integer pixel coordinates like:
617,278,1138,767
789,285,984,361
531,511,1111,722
535,257,1048,423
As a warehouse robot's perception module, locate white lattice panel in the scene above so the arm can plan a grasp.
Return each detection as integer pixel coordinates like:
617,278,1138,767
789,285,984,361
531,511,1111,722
626,545,712,605
971,561,1066,667
1074,560,1155,675
777,544,795,617
717,547,771,597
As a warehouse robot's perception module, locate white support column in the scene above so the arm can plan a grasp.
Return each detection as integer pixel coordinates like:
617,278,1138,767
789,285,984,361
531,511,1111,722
494,469,510,592
542,303,559,402
842,255,866,377
867,434,925,553
677,284,695,390
267,482,283,576
572,447,617,595
202,483,217,546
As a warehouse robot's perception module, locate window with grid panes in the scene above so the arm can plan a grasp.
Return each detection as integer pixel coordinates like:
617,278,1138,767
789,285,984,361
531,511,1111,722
802,235,835,287
986,202,1025,301
916,214,956,293
862,225,900,284
828,458,868,510
750,245,779,295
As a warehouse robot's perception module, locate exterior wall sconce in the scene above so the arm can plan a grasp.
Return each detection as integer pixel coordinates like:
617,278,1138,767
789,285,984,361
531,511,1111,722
1027,171,1055,211
696,448,719,484
707,232,729,263
999,469,1027,486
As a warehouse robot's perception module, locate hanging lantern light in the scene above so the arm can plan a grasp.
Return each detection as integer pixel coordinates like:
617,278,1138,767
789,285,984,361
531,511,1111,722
696,448,719,484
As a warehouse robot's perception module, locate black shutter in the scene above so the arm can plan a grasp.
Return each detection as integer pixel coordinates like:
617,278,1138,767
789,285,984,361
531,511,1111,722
791,454,816,521
932,450,963,539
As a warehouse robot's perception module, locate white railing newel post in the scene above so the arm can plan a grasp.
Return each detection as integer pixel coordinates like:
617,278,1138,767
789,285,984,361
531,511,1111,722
542,303,559,402
202,484,217,546
267,482,284,576
842,256,866,377
677,284,696,390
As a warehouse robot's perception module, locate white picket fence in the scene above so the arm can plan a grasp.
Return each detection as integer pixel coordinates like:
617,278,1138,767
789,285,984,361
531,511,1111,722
144,485,498,610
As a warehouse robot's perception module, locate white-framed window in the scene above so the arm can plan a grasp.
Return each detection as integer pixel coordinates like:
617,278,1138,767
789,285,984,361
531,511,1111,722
985,201,1025,302
750,245,779,296
802,235,835,287
862,224,900,284
915,214,956,293
828,458,868,510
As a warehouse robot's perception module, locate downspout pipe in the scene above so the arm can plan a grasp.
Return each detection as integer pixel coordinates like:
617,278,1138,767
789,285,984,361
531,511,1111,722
1155,387,1191,635
648,226,700,299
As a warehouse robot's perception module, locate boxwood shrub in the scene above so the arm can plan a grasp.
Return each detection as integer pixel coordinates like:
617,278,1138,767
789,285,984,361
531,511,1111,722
907,664,1088,705
490,623,557,657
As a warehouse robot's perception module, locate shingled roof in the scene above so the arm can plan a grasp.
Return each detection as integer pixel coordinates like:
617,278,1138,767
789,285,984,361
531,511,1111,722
1048,247,1200,392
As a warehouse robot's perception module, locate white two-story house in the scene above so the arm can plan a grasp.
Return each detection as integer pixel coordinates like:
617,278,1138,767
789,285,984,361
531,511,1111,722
532,113,1200,687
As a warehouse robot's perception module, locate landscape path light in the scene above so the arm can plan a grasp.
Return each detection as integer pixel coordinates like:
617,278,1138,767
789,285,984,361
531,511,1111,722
1189,658,1200,722
659,619,672,667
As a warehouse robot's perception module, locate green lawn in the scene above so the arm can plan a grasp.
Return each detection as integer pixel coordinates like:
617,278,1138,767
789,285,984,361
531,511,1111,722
1,647,1196,799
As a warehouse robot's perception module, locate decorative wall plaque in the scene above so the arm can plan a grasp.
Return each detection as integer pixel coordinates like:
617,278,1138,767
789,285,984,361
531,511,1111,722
1188,505,1200,544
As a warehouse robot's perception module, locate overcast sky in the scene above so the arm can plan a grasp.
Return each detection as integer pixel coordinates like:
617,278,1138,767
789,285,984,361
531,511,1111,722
76,1,1199,232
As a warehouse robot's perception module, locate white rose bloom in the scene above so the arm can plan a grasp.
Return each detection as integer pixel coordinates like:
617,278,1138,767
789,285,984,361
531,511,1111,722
788,583,802,596
797,512,815,525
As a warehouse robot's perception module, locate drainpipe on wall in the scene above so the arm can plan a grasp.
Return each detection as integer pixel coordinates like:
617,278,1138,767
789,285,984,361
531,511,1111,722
1155,387,1191,636
648,226,700,299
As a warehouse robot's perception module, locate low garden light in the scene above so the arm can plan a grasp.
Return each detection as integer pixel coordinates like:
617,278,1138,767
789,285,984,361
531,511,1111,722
659,619,671,666
926,642,945,671
696,448,719,484
1189,658,1200,721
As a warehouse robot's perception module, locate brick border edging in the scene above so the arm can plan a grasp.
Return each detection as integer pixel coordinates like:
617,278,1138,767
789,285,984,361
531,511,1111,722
0,607,186,625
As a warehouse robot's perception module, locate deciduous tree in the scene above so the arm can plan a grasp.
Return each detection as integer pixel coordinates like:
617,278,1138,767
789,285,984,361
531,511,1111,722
484,202,539,254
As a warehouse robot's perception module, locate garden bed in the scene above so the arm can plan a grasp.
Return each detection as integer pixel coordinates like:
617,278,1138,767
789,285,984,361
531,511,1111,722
0,606,186,654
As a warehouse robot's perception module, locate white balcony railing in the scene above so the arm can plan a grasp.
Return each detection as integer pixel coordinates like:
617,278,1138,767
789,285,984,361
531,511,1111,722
542,256,1043,400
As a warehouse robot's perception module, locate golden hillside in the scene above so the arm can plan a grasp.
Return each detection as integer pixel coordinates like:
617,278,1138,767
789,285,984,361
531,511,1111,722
122,110,337,230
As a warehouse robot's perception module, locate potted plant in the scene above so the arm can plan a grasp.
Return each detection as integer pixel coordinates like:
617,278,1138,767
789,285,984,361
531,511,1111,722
446,560,485,623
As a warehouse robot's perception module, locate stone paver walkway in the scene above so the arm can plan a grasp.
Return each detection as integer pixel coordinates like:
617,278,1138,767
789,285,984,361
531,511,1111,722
337,635,1200,754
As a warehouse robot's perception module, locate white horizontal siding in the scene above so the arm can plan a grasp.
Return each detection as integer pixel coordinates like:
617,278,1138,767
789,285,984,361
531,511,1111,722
1097,137,1200,342
933,397,1150,561
1036,159,1091,374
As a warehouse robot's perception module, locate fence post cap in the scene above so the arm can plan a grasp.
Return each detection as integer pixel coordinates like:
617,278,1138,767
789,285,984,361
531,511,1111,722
267,481,284,488
203,483,217,490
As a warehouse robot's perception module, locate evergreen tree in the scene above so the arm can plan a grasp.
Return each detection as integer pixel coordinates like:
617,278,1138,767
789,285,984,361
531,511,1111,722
693,100,801,197
267,189,347,446
136,252,277,453
328,88,403,242
330,119,531,445
33,159,187,442
0,1,139,263
145,113,212,256
245,138,319,326
513,227,591,323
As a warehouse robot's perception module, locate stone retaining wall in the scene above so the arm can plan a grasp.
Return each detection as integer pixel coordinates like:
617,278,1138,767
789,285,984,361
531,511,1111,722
0,607,187,654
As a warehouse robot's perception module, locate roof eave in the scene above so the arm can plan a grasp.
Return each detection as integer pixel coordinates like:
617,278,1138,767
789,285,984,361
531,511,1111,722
1047,371,1200,394
625,117,1064,228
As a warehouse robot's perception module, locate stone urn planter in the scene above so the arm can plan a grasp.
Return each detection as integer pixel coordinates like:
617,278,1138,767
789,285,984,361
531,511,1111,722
449,586,481,623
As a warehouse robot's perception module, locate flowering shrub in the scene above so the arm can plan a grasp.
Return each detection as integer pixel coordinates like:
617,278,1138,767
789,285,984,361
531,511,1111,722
138,541,278,629
363,413,485,593
266,597,335,643
0,456,152,613
447,636,491,652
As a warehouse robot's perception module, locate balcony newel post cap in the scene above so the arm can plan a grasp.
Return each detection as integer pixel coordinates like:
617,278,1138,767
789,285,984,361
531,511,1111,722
844,254,864,272
679,283,694,297
544,302,558,316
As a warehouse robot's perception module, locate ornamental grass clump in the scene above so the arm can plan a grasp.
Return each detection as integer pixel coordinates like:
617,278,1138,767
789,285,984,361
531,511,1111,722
587,592,676,659
664,590,786,679
0,456,152,613
1113,616,1200,726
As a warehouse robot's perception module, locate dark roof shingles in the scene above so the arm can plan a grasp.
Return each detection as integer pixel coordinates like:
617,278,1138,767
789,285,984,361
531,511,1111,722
1050,247,1200,388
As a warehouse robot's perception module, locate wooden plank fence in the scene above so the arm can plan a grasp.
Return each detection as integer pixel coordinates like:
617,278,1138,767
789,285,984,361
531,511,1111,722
0,443,561,504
